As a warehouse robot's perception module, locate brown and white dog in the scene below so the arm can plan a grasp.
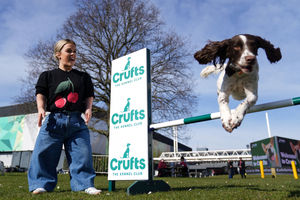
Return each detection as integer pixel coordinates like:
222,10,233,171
194,34,282,132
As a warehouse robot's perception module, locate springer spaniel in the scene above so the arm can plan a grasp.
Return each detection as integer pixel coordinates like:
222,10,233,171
194,34,282,132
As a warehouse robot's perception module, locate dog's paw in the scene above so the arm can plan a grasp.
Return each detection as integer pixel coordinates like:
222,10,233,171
231,111,244,130
221,116,233,133
222,122,233,133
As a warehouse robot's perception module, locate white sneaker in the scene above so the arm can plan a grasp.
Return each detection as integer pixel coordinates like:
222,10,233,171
32,188,47,194
84,187,101,195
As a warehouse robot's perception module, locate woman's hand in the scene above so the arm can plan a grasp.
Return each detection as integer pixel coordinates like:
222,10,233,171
85,97,94,125
85,108,92,125
36,94,46,127
37,108,46,127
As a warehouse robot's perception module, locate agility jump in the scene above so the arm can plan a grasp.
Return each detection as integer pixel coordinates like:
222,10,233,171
150,96,300,130
108,48,300,195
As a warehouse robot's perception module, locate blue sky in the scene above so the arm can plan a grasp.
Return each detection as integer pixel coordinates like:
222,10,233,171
0,0,76,106
1,0,300,150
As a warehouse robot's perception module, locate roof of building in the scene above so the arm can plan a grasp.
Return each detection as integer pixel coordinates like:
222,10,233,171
153,132,192,151
0,102,106,119
0,102,37,117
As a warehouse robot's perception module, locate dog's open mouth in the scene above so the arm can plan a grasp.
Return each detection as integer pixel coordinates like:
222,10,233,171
240,65,252,73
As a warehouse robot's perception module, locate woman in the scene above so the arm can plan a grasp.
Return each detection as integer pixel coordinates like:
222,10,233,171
238,158,246,178
179,156,188,177
27,39,101,195
158,159,168,177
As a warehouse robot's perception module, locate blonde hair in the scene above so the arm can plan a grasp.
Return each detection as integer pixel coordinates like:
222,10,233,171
53,39,76,61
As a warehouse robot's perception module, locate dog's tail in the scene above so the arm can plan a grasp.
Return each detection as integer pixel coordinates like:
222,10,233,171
200,64,225,78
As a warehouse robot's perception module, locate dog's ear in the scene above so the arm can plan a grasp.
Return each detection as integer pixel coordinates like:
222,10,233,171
194,39,231,66
290,142,296,154
261,143,266,153
256,36,282,63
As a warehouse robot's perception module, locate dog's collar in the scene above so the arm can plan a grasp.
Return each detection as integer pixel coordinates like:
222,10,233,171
225,64,242,77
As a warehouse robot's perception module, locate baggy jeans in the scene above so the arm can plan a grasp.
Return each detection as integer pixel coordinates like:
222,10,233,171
28,112,96,192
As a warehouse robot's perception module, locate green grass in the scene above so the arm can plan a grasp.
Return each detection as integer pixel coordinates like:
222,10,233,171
1,173,300,199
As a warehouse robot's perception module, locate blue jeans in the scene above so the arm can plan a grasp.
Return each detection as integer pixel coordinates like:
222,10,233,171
28,112,96,192
228,168,234,179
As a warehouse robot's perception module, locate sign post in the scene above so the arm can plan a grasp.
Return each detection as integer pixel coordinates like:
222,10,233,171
108,48,170,195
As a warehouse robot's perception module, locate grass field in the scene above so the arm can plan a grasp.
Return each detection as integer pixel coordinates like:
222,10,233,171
0,173,300,199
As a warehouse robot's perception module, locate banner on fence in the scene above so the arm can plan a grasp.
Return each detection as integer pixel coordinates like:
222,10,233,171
251,136,300,168
251,137,281,168
276,136,300,168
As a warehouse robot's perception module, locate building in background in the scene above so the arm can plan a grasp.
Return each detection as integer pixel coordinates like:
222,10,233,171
0,103,108,170
0,103,191,171
153,132,192,158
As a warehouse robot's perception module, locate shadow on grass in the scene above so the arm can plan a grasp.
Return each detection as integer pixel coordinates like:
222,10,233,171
246,187,278,192
171,184,257,192
54,190,75,193
288,190,300,198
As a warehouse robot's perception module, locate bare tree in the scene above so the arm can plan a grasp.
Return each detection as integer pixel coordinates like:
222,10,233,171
17,0,197,139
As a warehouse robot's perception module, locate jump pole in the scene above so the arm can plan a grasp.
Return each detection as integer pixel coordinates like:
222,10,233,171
150,97,300,130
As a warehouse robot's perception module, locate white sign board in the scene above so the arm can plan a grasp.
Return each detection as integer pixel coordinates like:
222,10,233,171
108,48,151,180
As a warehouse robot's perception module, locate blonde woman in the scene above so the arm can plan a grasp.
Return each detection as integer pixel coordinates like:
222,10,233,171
28,39,101,195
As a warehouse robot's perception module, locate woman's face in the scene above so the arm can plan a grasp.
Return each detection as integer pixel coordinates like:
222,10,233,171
57,43,76,68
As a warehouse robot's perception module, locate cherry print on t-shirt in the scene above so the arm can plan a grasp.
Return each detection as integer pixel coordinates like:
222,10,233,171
67,92,79,103
55,96,67,108
54,77,78,108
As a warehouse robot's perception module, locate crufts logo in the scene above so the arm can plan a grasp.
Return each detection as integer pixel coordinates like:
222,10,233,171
111,98,145,125
110,143,146,171
112,56,145,84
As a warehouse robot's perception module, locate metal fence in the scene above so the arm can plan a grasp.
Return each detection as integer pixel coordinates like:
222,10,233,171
156,149,252,162
92,154,108,174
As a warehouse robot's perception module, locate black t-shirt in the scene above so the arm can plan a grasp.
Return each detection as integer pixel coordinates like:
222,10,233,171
36,68,94,113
